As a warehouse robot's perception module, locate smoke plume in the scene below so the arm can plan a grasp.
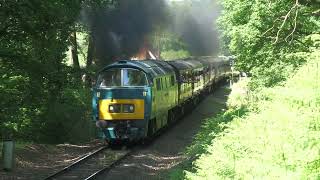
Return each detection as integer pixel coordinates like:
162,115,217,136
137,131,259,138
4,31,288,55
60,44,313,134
169,0,221,56
83,0,221,66
84,0,168,66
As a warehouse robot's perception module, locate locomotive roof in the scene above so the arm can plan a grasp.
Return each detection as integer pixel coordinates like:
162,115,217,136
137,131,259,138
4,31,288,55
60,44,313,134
100,60,176,78
99,57,230,78
167,57,225,71
166,60,193,70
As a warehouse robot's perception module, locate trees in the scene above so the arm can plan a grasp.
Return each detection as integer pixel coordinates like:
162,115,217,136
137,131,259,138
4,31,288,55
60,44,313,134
0,0,87,142
2,0,170,142
218,0,320,87
2,0,171,143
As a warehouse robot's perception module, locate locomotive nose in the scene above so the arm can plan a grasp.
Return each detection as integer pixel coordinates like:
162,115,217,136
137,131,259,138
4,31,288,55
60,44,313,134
98,98,145,120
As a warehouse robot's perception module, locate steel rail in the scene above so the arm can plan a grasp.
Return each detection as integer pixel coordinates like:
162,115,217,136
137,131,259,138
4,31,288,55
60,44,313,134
44,146,109,180
84,150,132,180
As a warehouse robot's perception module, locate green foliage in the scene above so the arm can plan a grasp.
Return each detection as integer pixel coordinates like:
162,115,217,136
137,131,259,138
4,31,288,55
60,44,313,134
161,50,191,60
181,49,320,179
150,29,192,60
167,87,248,179
41,86,95,143
0,0,100,143
186,108,248,160
218,0,320,87
169,1,320,179
174,2,320,178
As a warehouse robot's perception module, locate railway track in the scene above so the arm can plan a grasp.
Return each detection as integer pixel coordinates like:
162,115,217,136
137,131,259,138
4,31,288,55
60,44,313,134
44,146,131,180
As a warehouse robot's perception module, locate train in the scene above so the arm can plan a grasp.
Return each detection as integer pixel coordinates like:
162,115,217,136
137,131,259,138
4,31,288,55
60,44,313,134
92,56,232,143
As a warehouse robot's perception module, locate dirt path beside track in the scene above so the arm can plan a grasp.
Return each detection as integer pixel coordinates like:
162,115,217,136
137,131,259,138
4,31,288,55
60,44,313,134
0,141,105,180
98,85,231,180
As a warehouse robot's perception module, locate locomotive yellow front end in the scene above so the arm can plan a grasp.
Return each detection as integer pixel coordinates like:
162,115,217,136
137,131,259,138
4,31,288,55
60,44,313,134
99,99,145,120
92,61,152,143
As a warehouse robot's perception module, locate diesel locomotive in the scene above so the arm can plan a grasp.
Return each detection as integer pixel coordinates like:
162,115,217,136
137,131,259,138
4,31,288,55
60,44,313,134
92,57,231,143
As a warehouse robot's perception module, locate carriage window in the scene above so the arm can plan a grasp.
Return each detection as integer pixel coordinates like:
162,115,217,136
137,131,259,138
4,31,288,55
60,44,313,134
97,68,147,87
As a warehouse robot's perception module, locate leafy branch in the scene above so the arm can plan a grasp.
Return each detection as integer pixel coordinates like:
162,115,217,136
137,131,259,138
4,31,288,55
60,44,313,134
273,0,300,44
284,4,299,43
262,0,301,44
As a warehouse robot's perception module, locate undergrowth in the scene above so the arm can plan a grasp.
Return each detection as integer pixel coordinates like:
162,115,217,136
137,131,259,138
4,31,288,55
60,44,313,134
170,50,320,179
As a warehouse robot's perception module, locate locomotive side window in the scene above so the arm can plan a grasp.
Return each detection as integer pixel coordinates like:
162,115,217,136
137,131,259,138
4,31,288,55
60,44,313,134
156,79,161,90
162,78,165,88
165,77,168,88
170,75,175,86
181,73,187,83
165,78,168,88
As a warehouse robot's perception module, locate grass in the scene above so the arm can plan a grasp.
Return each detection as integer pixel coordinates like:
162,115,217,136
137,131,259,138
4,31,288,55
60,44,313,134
168,83,249,179
170,50,320,179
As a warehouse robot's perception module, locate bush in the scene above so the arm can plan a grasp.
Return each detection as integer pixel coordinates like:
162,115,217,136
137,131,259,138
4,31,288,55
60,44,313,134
40,87,95,144
0,63,96,143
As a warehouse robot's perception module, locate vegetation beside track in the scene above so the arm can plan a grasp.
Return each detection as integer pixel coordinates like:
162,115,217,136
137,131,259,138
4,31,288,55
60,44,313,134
170,49,320,179
167,1,319,179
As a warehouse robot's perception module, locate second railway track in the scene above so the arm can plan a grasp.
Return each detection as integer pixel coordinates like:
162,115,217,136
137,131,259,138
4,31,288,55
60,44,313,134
45,146,131,180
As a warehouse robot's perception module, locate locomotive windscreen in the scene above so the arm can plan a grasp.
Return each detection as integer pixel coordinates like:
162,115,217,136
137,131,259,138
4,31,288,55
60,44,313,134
98,68,148,87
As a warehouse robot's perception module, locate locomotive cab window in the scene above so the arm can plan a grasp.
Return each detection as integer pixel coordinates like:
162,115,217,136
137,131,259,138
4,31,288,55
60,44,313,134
98,69,121,87
122,69,147,86
97,68,148,87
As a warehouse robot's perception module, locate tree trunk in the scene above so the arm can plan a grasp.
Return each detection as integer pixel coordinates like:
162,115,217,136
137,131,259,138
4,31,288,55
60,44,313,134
85,34,94,87
71,31,80,70
86,35,94,67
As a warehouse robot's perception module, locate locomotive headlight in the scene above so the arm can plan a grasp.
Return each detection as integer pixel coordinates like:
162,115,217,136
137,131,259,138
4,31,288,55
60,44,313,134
109,105,114,111
123,104,135,113
109,104,121,113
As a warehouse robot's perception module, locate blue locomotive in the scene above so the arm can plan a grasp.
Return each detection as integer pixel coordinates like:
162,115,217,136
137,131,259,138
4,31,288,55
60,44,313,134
92,57,231,143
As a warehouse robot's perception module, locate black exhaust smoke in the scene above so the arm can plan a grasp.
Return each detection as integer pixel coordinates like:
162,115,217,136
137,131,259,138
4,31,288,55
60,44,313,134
83,0,168,66
169,0,221,56
82,0,220,66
